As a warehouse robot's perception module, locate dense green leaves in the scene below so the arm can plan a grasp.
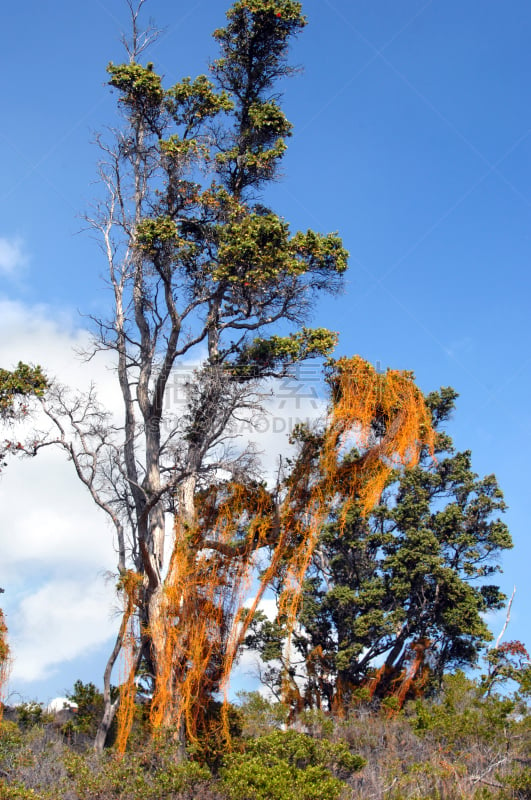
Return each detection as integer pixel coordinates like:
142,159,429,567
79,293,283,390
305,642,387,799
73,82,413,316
232,328,338,377
212,1,306,192
0,362,47,473
220,729,364,800
213,1,307,99
0,363,47,417
165,75,233,127
107,62,163,125
213,216,348,290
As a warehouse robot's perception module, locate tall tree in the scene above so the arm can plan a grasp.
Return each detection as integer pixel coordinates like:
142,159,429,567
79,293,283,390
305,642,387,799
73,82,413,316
246,388,512,712
30,0,435,753
32,0,346,749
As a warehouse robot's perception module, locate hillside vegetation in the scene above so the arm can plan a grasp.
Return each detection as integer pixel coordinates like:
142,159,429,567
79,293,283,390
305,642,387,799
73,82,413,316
1,668,530,800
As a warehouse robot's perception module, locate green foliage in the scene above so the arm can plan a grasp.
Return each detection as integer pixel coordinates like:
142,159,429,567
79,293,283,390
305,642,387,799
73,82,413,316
220,729,364,800
107,61,163,115
212,1,306,192
214,215,348,285
0,721,24,777
500,766,531,799
214,213,295,283
159,134,207,162
185,700,244,771
64,746,210,800
0,611,8,666
0,363,47,417
104,0,347,407
481,641,531,698
236,692,289,737
0,781,50,799
232,328,338,377
0,362,47,472
412,672,516,746
13,705,48,731
1,684,531,800
0,721,65,799
64,681,106,740
165,75,233,127
248,100,293,136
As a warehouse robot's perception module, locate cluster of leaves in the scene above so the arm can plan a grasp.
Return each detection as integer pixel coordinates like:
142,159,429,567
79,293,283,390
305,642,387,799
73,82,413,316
63,748,210,800
213,216,347,285
0,363,47,417
213,1,305,190
64,681,112,741
482,640,531,697
0,610,8,666
231,327,338,378
0,362,47,473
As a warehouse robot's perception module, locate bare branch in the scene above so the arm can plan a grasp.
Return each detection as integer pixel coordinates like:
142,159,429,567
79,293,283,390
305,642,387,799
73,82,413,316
495,585,516,649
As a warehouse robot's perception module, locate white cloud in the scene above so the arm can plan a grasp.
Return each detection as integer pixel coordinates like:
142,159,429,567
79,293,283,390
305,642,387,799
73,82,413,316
0,299,114,397
227,376,328,484
0,449,116,578
9,579,117,683
0,300,120,689
0,237,28,277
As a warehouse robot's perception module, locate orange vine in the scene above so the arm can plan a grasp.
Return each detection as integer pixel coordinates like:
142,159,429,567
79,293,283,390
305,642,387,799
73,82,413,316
115,356,435,748
0,609,10,720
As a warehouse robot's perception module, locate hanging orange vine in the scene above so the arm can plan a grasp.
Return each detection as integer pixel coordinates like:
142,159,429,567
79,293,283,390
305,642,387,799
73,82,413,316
0,609,10,720
115,571,142,756
115,356,435,749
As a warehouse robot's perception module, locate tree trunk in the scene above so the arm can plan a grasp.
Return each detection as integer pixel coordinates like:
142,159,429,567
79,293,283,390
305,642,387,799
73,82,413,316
94,698,119,752
94,624,127,752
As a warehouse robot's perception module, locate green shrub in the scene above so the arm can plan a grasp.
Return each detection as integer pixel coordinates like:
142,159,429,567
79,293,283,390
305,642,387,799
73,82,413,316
0,722,30,778
500,766,531,799
220,729,364,800
13,705,48,731
412,672,516,749
64,745,210,799
0,781,49,799
236,692,289,737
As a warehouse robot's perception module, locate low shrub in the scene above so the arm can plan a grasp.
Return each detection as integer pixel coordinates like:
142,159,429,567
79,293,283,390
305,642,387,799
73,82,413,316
220,729,364,800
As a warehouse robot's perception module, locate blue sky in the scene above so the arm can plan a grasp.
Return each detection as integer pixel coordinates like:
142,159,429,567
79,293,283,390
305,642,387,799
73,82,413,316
1,0,530,701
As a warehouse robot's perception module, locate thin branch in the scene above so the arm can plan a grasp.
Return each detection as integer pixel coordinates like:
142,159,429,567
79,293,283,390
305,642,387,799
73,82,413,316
495,585,516,649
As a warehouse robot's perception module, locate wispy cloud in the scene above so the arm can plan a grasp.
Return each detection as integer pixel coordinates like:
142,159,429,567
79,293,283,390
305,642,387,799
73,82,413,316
0,236,28,277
